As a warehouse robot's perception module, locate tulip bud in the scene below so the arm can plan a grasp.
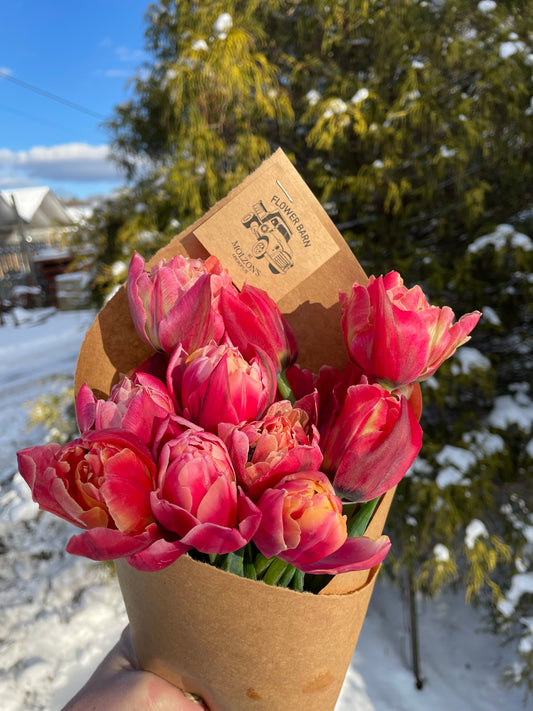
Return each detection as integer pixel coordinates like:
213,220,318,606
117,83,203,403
253,471,347,567
220,283,298,371
127,251,235,354
167,342,277,433
340,271,481,387
147,430,261,564
76,373,174,450
321,379,423,502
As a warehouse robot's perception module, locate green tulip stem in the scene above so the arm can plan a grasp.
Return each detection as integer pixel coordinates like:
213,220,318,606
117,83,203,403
292,568,305,592
277,371,295,404
243,543,258,580
262,557,295,586
345,496,381,537
253,551,274,577
217,548,245,576
278,564,297,587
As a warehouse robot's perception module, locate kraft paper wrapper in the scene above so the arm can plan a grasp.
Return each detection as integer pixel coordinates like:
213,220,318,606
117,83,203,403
115,487,394,711
74,149,396,709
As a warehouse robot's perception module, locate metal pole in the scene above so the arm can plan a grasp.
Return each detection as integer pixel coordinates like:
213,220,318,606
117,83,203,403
408,568,424,690
11,194,38,284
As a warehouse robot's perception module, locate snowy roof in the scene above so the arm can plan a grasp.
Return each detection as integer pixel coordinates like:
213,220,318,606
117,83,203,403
2,187,50,222
0,187,73,228
64,204,93,224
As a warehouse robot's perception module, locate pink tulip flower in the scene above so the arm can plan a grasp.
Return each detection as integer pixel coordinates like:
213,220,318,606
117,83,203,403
253,471,391,574
166,341,277,433
76,373,175,450
340,271,481,387
289,362,365,432
220,400,322,500
320,378,422,502
127,251,235,354
151,412,203,459
16,429,159,562
219,283,298,371
143,430,261,568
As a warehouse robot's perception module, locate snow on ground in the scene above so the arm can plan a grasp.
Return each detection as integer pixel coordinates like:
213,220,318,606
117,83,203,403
0,309,527,711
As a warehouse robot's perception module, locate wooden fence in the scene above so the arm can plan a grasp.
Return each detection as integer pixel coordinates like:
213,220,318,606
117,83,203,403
0,244,32,280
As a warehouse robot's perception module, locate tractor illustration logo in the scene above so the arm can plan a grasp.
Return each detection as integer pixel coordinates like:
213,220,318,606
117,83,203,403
241,201,294,274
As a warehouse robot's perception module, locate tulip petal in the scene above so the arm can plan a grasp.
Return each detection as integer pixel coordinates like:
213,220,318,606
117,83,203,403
196,476,236,526
17,443,95,527
75,383,97,432
150,493,198,536
252,487,290,559
127,251,151,346
66,521,160,561
296,534,391,574
100,449,155,535
179,522,250,555
158,272,221,353
125,539,191,571
366,276,430,384
422,309,482,380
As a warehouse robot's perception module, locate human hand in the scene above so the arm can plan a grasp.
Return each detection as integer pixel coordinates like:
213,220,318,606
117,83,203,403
62,626,208,710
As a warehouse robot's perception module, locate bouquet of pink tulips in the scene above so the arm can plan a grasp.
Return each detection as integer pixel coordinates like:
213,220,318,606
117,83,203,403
17,252,479,587
16,151,481,710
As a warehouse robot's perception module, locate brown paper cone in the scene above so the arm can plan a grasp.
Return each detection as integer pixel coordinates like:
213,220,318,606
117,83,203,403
116,556,377,711
115,488,396,711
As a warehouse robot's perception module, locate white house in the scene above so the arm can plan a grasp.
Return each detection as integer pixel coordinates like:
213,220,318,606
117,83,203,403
0,187,93,308
0,186,74,247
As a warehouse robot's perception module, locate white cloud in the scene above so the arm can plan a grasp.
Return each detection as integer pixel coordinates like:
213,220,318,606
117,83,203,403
96,40,146,80
0,66,13,77
100,69,132,78
115,46,146,63
0,142,123,183
0,174,35,188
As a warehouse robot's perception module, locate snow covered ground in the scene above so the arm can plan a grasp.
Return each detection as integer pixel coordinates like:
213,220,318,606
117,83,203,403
0,308,526,710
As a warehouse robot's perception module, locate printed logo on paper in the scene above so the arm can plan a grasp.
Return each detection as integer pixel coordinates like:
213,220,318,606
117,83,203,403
194,167,339,301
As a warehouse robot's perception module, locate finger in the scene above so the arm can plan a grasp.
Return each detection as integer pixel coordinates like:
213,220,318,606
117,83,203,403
116,625,140,669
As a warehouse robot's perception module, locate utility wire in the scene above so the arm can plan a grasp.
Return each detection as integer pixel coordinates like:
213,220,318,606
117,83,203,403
0,69,106,120
0,102,72,132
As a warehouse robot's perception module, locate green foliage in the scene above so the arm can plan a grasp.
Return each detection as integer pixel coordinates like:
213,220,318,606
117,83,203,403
26,382,78,445
108,0,293,211
464,535,512,604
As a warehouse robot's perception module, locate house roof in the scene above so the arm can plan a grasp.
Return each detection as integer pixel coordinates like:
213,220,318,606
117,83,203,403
2,187,50,222
0,194,17,227
0,187,72,228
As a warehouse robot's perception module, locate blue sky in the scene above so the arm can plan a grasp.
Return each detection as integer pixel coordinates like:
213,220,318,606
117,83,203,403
0,0,150,199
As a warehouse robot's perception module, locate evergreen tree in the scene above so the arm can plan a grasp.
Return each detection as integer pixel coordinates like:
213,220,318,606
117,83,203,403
75,0,533,689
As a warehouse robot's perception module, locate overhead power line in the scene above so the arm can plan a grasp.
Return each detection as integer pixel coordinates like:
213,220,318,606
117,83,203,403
0,69,106,120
